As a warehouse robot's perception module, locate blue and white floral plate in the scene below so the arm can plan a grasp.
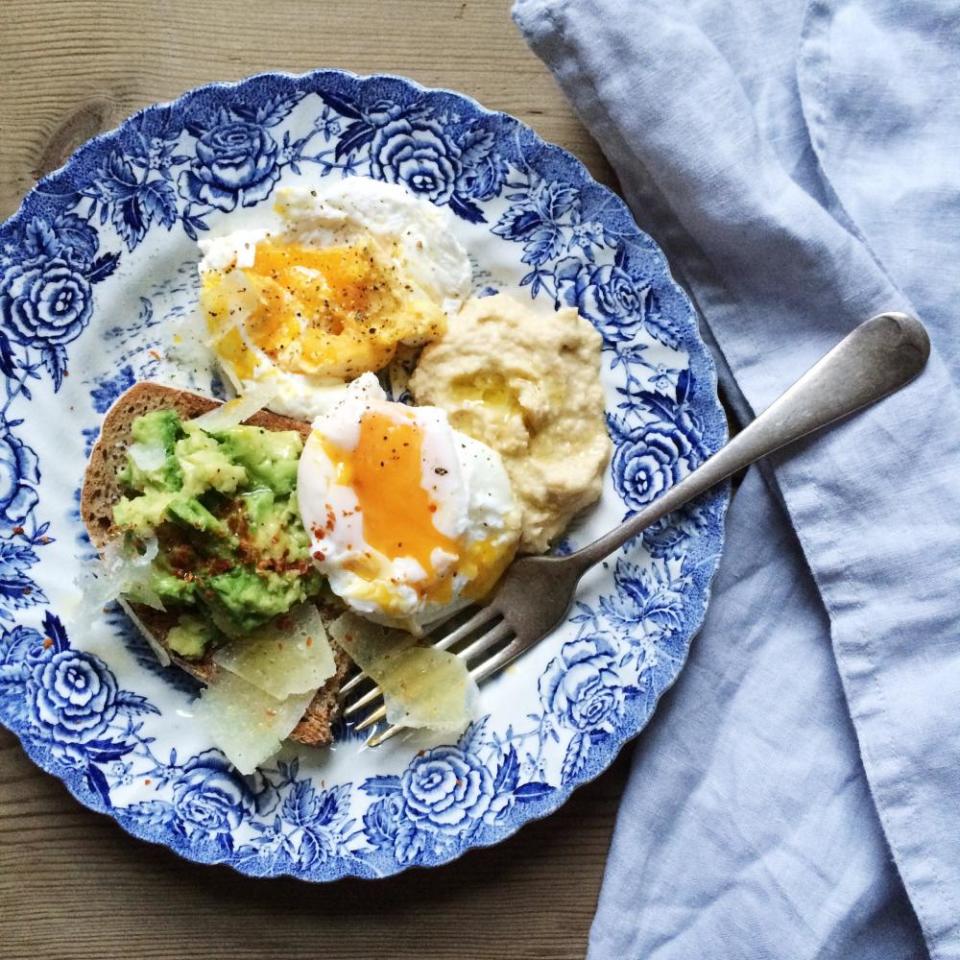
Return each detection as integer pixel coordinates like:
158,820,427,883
0,70,727,879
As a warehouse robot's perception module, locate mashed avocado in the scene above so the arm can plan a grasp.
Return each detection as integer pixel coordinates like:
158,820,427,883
166,614,218,659
113,411,321,656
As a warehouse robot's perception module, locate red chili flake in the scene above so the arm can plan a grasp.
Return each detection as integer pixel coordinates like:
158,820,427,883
11,526,24,535
42,637,53,649
144,778,152,786
313,550,326,561
148,349,162,361
305,636,314,648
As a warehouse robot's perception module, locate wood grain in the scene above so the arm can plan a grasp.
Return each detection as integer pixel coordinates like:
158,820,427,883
0,0,614,219
0,2,625,958
0,731,630,960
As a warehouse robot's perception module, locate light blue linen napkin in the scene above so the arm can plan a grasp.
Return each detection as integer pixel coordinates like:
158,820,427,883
512,1,960,957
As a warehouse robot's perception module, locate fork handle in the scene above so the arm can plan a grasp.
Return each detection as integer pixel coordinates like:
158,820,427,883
569,312,930,572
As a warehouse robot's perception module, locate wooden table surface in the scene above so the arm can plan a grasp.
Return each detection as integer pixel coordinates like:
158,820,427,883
0,3,630,958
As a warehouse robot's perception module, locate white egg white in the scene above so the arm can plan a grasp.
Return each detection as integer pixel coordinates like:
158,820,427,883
273,178,472,311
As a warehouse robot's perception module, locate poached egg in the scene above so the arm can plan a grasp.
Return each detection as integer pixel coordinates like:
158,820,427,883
197,178,471,420
298,374,521,631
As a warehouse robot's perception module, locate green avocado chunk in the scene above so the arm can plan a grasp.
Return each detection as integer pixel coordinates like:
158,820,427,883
149,568,198,605
175,425,248,497
110,408,322,641
118,409,184,492
205,567,319,635
240,489,312,566
215,425,302,496
167,613,221,659
112,489,176,536
167,497,229,536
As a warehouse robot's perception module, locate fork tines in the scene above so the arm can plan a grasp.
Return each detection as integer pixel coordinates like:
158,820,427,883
339,604,516,747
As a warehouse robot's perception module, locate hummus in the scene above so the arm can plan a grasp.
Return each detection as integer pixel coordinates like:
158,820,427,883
410,293,611,553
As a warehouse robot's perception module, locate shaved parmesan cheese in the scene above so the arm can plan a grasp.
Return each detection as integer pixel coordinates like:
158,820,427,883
189,381,277,432
118,598,171,666
330,613,478,734
329,613,416,667
381,646,480,731
213,603,336,699
194,671,316,774
77,536,165,617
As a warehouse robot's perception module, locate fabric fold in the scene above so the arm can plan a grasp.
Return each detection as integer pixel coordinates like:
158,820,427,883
798,0,960,372
589,469,925,959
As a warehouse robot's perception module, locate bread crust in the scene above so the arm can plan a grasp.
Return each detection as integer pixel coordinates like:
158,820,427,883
81,381,346,746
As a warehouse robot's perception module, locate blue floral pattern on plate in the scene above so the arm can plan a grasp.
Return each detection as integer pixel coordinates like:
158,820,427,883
0,69,727,880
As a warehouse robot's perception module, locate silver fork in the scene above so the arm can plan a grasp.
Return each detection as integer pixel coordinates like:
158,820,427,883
343,313,929,746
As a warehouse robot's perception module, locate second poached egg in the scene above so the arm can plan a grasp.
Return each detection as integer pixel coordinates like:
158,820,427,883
298,374,521,632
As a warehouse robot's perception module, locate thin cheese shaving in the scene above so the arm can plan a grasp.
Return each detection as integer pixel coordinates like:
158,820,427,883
77,537,165,617
118,599,171,666
194,671,316,774
213,603,336,699
330,613,478,734
189,381,278,432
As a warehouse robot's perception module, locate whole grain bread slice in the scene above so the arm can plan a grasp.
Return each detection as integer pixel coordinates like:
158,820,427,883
80,381,347,747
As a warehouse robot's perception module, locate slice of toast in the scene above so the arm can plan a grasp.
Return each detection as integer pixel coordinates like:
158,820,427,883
81,381,347,747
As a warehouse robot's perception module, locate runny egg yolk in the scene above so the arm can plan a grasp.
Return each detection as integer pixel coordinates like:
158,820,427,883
202,238,447,382
320,412,516,608
323,412,459,578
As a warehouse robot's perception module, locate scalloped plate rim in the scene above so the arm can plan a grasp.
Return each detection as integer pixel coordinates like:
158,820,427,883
0,67,729,882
